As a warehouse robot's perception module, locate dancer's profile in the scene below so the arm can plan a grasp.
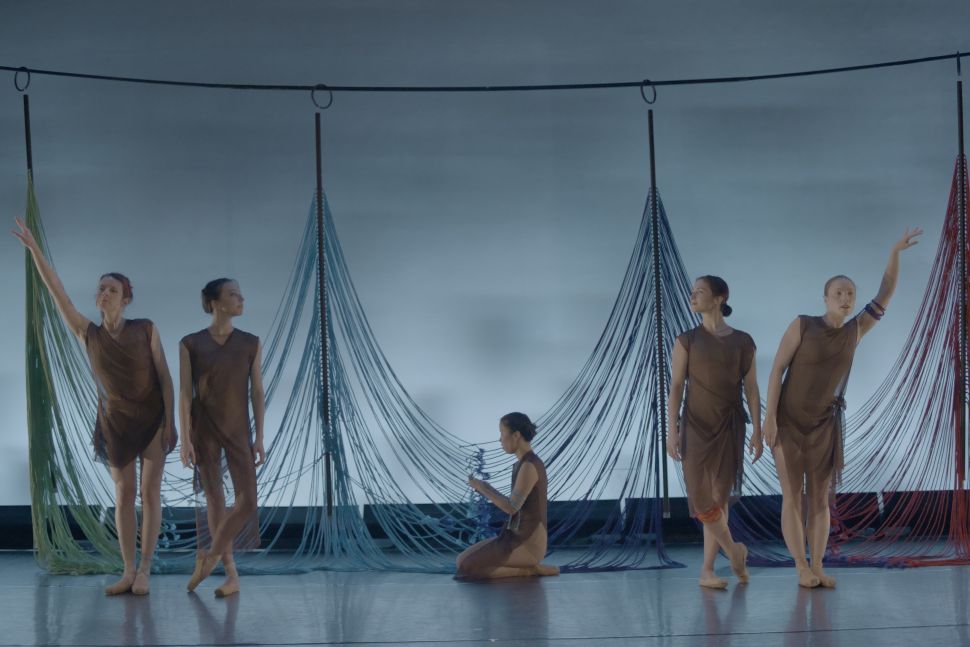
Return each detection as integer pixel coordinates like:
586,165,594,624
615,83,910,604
456,412,559,580
763,228,923,588
12,218,176,596
181,278,266,597
667,275,761,589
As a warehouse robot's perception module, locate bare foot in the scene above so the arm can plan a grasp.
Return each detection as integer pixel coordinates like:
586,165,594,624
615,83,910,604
187,552,220,592
215,575,240,598
533,563,560,577
699,569,728,590
811,567,836,588
131,570,151,596
730,543,749,584
105,572,135,596
797,566,820,588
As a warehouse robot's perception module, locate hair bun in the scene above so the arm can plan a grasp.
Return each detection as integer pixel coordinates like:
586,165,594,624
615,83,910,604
721,304,733,317
500,412,537,442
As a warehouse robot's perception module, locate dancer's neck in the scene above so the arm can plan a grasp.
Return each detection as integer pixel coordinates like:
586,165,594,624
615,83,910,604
822,313,846,328
101,312,125,333
208,312,234,336
700,311,729,335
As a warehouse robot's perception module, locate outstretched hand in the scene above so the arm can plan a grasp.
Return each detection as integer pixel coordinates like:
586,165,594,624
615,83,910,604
893,227,923,253
11,217,39,251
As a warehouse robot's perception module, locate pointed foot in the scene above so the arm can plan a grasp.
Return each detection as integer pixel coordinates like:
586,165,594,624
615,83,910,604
730,543,749,584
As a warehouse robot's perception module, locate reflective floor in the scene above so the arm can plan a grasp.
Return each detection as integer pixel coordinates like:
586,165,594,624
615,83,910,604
1,546,968,646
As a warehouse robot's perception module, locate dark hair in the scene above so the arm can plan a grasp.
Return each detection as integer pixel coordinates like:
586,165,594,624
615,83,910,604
698,275,732,317
500,412,537,442
100,272,133,302
201,278,234,314
824,275,856,297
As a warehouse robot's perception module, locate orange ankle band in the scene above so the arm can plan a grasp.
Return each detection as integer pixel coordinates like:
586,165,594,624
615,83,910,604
696,507,722,523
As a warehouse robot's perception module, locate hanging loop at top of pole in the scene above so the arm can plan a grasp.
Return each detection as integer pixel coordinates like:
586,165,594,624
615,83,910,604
640,79,657,105
14,67,30,92
958,52,963,77
312,84,334,110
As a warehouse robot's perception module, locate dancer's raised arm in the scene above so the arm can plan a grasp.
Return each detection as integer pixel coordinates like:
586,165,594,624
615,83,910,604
857,227,923,339
11,217,90,339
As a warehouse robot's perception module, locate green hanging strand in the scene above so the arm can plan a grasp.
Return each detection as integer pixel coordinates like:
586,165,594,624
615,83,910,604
23,174,122,574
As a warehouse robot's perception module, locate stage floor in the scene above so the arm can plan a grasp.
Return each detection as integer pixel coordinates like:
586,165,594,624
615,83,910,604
1,547,968,646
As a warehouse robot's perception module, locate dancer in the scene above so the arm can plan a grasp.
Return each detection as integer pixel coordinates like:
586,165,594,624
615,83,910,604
763,228,922,588
181,278,266,597
456,412,559,580
12,218,176,596
667,275,761,589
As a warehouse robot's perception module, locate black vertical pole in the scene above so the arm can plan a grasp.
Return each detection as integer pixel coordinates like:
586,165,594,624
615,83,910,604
648,110,670,519
958,79,968,485
23,94,33,174
315,112,334,518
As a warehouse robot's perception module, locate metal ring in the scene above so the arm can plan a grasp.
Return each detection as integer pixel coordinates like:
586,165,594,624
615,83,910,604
311,84,334,110
639,79,657,104
14,67,30,92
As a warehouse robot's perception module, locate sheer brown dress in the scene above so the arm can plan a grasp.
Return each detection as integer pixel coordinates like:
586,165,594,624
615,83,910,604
776,315,859,494
182,328,260,549
85,318,173,468
678,326,756,519
455,451,548,581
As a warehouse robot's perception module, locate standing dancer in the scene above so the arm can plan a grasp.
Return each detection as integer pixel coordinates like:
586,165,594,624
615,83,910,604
181,278,266,597
763,228,922,588
12,218,176,596
667,275,761,589
456,412,559,580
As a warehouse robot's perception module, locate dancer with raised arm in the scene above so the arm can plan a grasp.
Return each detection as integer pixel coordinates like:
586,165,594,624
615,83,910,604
12,218,176,595
667,275,761,589
181,278,266,597
456,412,559,580
763,228,922,588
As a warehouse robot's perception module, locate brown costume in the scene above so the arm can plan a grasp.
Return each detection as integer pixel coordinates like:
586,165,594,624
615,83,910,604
86,319,173,468
677,326,756,518
777,315,859,493
182,328,260,549
455,451,548,580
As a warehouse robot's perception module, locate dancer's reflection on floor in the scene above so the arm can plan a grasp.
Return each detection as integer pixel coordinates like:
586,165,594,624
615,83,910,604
783,585,832,647
700,582,748,643
121,594,160,646
188,587,240,644
462,576,551,643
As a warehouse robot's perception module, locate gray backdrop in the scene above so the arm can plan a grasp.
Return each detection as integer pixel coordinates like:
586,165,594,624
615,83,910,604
1,1,968,503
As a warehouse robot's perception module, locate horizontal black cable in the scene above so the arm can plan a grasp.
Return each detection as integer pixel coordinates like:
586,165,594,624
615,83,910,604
2,51,968,94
